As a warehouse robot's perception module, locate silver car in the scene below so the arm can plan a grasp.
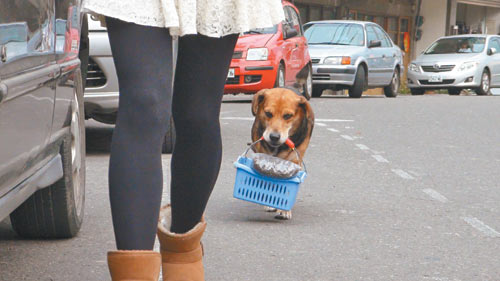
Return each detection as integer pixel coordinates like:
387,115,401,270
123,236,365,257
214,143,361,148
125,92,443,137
304,20,403,98
407,35,500,95
83,15,176,153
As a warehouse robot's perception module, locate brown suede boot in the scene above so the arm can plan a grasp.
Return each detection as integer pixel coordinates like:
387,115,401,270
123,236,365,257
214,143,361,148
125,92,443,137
157,205,206,281
107,250,161,281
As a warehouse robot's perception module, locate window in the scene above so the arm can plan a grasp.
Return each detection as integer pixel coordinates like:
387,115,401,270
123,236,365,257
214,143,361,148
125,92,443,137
305,23,364,46
489,38,500,52
366,26,378,45
284,6,303,36
373,26,392,47
425,37,486,54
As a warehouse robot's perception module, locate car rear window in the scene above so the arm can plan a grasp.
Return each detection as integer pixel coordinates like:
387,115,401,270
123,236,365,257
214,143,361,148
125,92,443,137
304,23,364,46
425,37,486,54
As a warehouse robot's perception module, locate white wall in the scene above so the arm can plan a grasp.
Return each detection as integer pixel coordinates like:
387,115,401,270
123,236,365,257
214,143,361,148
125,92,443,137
486,7,500,34
415,0,448,55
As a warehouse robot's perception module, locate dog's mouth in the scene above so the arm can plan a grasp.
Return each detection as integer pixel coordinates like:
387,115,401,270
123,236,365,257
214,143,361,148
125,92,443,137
264,139,284,148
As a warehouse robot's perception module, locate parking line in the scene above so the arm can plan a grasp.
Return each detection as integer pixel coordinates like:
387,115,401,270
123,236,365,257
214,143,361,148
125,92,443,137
422,188,449,203
340,135,354,141
220,117,253,121
316,118,354,122
462,217,500,238
316,122,327,127
372,155,389,163
327,128,339,133
391,169,415,180
355,144,370,151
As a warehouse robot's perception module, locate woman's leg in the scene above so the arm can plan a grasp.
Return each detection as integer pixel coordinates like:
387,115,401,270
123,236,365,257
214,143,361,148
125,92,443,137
106,17,173,250
170,34,238,233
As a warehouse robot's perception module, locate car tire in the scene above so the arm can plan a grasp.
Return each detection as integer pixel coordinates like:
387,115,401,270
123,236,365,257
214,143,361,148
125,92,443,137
302,64,312,100
312,85,324,98
162,115,176,154
384,69,399,98
410,88,425,95
475,69,490,95
10,71,86,239
348,66,365,98
448,88,461,95
274,63,285,88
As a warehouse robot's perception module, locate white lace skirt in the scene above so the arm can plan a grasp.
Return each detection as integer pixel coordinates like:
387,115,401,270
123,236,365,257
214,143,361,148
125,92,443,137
82,0,285,37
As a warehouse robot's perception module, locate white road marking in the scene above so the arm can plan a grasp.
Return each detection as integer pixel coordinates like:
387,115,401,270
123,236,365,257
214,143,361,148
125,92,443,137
315,122,327,127
462,217,500,238
340,135,354,141
391,169,415,180
316,118,354,122
422,188,449,203
220,117,354,122
327,128,339,133
355,144,370,150
372,155,389,163
220,117,253,121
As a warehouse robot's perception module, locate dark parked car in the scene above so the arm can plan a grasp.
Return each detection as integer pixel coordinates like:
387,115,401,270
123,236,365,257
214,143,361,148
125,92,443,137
0,1,87,238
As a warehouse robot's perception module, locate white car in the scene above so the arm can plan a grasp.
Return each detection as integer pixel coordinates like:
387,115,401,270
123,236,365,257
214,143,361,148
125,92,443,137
407,35,500,95
83,15,175,152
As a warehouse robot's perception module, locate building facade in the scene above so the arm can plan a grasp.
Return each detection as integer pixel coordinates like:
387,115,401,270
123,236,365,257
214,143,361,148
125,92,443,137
292,0,500,61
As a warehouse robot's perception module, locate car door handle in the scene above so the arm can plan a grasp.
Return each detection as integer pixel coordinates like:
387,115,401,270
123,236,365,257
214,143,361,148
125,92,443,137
382,54,386,58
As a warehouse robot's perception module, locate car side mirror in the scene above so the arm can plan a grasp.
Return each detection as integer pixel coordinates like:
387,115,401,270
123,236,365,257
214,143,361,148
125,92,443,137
487,47,497,55
284,26,298,40
368,40,382,48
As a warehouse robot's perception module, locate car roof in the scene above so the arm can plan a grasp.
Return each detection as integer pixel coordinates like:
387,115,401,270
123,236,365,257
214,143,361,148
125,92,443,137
304,20,375,26
437,34,494,39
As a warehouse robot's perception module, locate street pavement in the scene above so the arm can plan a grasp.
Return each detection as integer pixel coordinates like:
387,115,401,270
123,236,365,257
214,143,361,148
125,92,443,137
1,93,499,281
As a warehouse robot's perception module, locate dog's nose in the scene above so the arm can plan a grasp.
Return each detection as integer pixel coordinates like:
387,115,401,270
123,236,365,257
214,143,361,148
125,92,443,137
269,133,281,142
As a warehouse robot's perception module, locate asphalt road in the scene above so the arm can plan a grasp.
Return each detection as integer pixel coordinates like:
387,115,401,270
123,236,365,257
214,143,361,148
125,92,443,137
1,93,499,281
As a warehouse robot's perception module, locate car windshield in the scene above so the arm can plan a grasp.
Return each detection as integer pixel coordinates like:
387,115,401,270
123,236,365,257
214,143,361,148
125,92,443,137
424,37,486,54
244,25,277,35
304,23,364,46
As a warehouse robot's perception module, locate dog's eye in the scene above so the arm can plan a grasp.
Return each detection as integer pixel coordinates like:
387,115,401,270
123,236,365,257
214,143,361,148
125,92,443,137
283,114,293,120
265,111,273,118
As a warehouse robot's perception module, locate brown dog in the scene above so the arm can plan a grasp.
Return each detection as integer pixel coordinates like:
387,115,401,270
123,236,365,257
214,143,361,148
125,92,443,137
251,87,314,219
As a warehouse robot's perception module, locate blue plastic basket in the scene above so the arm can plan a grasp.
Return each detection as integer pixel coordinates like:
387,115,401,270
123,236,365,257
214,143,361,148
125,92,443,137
233,155,306,211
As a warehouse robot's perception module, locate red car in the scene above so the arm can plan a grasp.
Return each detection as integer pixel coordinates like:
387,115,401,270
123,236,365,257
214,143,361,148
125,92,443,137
224,1,312,99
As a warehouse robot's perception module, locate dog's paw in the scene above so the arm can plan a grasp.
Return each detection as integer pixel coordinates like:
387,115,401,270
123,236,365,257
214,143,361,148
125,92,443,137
275,210,292,220
264,206,278,212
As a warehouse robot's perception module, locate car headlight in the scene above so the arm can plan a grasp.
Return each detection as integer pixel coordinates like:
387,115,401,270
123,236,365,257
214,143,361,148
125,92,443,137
408,63,420,73
323,56,351,65
246,48,268,61
458,61,478,71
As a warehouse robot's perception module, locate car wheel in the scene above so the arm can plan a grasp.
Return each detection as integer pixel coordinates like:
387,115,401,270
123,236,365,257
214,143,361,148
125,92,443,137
475,69,490,95
312,85,324,98
162,115,176,154
10,71,86,238
274,63,285,88
348,66,365,98
302,64,312,100
410,88,425,95
384,69,399,98
448,88,461,95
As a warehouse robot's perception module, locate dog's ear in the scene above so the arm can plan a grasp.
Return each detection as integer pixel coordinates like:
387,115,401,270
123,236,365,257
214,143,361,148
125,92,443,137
298,96,315,128
252,89,268,116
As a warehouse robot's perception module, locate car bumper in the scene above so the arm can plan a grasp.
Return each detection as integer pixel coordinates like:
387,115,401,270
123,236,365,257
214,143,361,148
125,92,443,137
407,68,481,88
224,61,276,94
84,31,119,116
311,64,356,86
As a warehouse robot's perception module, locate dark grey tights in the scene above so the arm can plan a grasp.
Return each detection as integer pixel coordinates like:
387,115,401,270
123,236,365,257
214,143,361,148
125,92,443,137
106,17,237,250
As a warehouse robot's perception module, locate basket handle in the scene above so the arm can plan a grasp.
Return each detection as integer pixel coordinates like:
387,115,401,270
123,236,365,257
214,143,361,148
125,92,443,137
242,137,307,174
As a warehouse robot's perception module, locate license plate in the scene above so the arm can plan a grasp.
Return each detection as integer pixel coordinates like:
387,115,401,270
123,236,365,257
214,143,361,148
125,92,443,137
429,75,442,83
227,68,235,78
